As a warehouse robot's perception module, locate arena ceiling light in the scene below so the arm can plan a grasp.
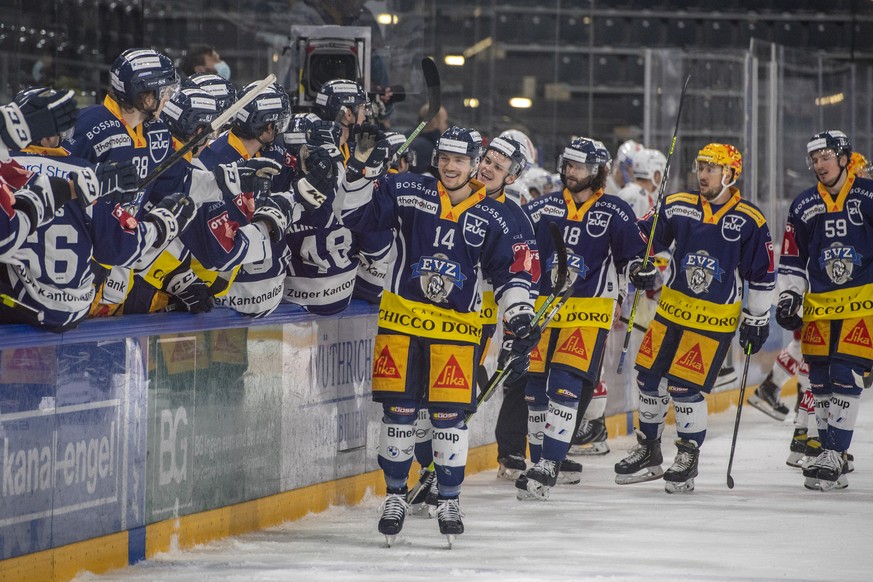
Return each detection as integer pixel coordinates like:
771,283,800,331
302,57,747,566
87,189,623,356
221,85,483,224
376,13,398,25
444,55,465,66
815,92,844,106
464,97,480,108
509,97,532,108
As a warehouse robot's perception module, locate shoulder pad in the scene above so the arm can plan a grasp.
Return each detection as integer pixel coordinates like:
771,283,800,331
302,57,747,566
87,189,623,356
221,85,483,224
736,202,766,227
665,192,698,206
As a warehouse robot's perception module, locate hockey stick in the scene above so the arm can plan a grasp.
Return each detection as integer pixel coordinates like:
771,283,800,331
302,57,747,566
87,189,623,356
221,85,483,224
406,222,568,504
726,343,753,489
616,70,692,374
1,292,45,323
137,73,278,190
390,58,440,163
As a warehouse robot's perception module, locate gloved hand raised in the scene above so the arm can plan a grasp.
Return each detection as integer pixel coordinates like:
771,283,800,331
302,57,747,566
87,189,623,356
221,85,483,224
295,145,336,212
213,158,282,200
775,290,803,331
346,123,389,182
738,309,770,355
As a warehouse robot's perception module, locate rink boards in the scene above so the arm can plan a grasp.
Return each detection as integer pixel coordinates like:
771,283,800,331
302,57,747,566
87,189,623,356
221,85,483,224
0,302,787,582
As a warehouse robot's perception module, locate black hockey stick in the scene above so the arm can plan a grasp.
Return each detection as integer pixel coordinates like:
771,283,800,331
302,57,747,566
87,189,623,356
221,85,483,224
137,74,278,190
390,58,440,163
407,222,568,504
726,343,753,489
616,70,692,374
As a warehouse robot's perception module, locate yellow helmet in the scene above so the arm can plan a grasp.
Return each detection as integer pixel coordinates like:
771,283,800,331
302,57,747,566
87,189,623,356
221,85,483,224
695,143,743,182
848,151,872,178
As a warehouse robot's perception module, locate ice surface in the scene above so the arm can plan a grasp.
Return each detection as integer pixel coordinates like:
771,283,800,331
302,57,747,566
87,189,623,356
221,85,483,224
79,391,873,582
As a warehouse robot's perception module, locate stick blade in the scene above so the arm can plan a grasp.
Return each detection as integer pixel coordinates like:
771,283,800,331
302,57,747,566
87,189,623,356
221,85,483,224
421,57,441,118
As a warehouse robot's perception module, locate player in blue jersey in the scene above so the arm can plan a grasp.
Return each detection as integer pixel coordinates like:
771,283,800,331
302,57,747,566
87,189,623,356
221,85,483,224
3,87,195,330
614,143,775,493
775,130,873,490
516,137,654,500
339,126,539,545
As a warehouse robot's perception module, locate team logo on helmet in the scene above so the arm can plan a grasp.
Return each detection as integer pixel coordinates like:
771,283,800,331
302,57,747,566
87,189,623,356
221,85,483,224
681,251,724,294
147,128,170,164
586,210,611,238
411,253,467,303
819,243,861,285
847,199,864,226
462,213,488,247
721,215,746,242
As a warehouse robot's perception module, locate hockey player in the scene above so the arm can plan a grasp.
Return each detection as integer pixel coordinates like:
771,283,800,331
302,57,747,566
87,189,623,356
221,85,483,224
1,88,78,260
515,137,655,501
4,87,196,330
614,143,775,493
339,126,538,545
775,130,873,490
616,148,666,219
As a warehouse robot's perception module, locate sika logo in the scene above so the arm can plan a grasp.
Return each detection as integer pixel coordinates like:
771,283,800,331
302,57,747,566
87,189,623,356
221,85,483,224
373,345,401,378
843,320,872,347
639,330,654,358
803,323,826,346
557,329,588,360
676,343,704,372
530,344,544,362
433,355,469,389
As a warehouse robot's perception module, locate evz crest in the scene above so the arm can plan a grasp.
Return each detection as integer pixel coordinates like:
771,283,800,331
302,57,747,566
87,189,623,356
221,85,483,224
411,253,467,303
819,243,861,285
681,250,724,294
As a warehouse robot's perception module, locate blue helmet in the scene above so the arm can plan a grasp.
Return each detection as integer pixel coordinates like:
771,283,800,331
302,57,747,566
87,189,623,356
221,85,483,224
183,73,237,112
558,137,611,191
807,130,851,167
13,87,78,141
385,131,416,170
314,79,369,122
433,126,482,165
485,136,528,179
110,48,178,110
161,88,219,141
233,81,291,141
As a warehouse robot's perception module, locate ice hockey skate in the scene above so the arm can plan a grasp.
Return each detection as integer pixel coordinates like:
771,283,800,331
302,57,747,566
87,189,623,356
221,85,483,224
800,436,821,469
497,454,527,481
407,469,435,517
663,439,699,494
516,458,558,501
786,429,808,467
614,430,664,485
568,416,610,456
424,477,439,518
436,497,464,548
803,450,849,491
378,490,409,546
747,376,790,420
556,458,583,485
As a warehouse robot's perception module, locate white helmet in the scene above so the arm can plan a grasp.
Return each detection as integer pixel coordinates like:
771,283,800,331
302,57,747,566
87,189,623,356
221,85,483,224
633,148,667,185
615,139,644,183
499,129,536,166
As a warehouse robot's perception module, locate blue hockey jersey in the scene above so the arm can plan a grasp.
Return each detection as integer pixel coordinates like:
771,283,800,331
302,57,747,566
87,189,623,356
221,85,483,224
525,188,645,329
340,173,534,345
640,188,775,333
778,173,873,321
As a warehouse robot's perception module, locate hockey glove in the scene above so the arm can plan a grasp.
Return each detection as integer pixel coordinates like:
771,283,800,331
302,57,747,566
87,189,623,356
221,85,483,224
68,168,100,207
308,120,342,148
775,290,804,331
295,145,335,212
213,158,282,200
346,123,389,182
0,102,31,150
17,89,79,142
143,193,196,248
14,175,66,233
164,268,214,314
498,336,530,387
94,160,138,204
738,309,770,355
628,258,659,291
252,192,300,242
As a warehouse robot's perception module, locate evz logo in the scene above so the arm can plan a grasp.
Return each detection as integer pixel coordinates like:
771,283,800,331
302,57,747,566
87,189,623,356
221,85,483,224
148,129,170,164
462,213,488,247
586,210,611,238
411,254,467,303
819,243,861,285
681,251,724,294
721,214,746,242
547,251,586,288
